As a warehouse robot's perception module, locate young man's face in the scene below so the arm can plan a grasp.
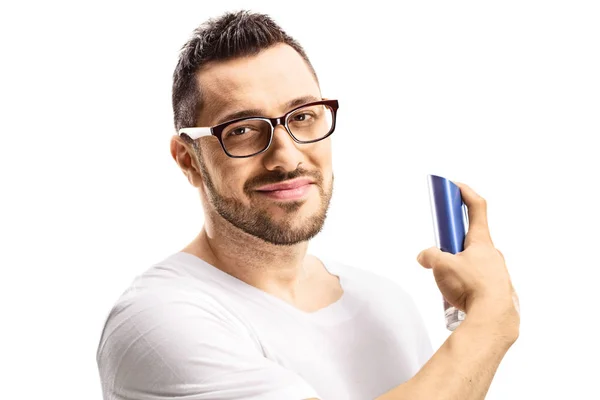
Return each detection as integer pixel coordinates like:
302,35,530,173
190,43,334,245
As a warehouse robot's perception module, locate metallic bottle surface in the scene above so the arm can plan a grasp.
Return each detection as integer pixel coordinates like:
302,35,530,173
427,174,469,331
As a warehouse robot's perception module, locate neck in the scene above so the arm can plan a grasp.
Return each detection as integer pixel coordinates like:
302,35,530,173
182,209,312,297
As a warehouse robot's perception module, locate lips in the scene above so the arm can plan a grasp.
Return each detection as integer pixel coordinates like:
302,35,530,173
255,180,314,201
255,178,315,192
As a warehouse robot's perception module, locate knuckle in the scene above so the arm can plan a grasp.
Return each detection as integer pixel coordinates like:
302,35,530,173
477,196,487,208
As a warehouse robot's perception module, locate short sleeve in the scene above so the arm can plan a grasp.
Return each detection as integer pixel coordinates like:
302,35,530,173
97,289,320,400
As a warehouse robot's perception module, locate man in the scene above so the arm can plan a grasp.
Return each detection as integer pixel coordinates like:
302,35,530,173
97,10,520,400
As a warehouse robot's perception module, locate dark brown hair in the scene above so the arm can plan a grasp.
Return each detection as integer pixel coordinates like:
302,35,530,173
172,10,318,132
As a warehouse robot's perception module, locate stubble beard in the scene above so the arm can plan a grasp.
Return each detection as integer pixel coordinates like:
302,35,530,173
197,152,333,246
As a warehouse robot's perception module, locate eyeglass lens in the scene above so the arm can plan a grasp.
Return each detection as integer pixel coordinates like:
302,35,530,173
221,104,334,157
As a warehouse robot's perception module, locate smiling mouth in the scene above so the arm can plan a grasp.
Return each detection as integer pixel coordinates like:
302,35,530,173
255,178,315,192
255,182,314,201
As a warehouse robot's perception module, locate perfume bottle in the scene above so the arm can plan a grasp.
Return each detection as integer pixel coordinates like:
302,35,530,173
427,174,469,331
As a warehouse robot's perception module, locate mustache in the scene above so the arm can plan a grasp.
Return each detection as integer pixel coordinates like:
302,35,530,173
244,168,323,193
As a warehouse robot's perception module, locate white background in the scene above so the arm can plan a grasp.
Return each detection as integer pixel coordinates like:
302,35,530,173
1,1,598,399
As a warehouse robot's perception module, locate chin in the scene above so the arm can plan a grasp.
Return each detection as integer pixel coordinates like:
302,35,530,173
262,192,320,214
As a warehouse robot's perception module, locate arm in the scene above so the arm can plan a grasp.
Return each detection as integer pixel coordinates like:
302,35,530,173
376,303,518,400
302,306,515,400
375,181,520,400
303,302,517,400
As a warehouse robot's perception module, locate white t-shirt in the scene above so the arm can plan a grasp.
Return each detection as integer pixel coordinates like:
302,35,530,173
97,252,433,400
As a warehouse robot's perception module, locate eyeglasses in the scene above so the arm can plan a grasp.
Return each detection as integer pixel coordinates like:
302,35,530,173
179,99,339,158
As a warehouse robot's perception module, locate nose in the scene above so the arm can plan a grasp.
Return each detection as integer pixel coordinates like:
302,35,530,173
261,124,305,172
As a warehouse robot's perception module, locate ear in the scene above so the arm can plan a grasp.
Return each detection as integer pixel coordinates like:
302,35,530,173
170,135,204,188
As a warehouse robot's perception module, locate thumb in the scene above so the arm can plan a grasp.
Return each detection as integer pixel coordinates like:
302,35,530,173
417,246,453,269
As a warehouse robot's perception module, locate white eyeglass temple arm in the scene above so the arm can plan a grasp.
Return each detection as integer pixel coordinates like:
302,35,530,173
178,127,212,140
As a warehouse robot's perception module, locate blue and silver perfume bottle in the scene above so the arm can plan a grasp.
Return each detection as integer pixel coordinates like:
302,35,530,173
427,174,469,331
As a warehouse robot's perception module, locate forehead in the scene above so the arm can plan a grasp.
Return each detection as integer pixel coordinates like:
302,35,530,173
196,43,320,125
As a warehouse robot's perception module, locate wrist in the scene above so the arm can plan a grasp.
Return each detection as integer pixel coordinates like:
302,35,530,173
464,298,520,345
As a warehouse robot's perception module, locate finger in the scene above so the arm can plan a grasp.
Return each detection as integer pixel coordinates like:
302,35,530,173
417,246,455,270
453,182,493,244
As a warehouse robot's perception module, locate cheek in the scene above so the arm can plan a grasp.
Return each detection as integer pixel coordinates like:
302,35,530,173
309,139,333,174
202,145,240,193
210,165,241,193
224,171,248,197
208,155,254,200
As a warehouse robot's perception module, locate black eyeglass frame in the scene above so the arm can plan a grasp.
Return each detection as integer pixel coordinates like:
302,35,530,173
178,99,339,158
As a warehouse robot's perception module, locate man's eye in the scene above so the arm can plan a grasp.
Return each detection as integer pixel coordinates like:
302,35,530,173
231,127,248,136
227,126,258,137
293,113,312,122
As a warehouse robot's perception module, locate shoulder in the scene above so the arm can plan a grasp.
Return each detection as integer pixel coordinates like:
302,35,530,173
97,253,259,364
96,258,264,393
96,255,317,399
105,252,233,315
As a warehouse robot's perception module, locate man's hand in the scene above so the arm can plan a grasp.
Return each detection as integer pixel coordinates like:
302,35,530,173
417,182,520,339
373,183,520,400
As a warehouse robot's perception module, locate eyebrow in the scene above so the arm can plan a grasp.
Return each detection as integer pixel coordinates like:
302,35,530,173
213,95,321,126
